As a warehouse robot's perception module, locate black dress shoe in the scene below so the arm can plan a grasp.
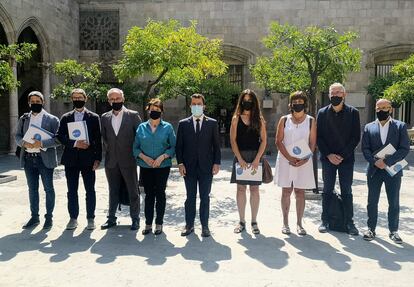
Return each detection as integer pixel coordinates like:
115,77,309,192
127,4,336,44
201,227,211,237
181,226,194,236
43,218,53,230
101,220,117,230
346,223,359,236
131,220,140,231
22,217,40,229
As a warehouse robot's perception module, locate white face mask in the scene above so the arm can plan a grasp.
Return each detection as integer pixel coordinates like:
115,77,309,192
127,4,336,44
191,105,203,117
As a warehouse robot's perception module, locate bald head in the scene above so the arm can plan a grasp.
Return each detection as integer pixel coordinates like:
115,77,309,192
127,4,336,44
375,99,392,110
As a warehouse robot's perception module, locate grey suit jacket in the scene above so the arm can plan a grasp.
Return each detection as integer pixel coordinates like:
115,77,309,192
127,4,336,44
15,110,60,169
101,107,141,169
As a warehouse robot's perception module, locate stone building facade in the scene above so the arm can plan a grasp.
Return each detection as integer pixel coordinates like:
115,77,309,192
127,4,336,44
1,0,414,153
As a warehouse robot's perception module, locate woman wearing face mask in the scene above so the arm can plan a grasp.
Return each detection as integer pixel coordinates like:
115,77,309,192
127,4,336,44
230,89,267,235
133,98,176,235
274,91,317,236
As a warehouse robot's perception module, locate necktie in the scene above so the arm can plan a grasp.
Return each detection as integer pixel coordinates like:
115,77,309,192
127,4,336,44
196,119,200,135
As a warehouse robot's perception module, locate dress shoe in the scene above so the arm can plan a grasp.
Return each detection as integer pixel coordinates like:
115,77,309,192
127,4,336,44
154,225,163,235
181,226,194,236
101,220,117,230
86,219,96,230
201,227,211,237
43,218,53,230
22,217,40,229
66,218,78,230
131,219,140,231
142,225,152,235
318,222,329,233
363,229,376,241
389,231,403,244
346,223,359,236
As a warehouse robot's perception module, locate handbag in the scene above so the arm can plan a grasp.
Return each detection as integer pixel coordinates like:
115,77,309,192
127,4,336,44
262,158,273,184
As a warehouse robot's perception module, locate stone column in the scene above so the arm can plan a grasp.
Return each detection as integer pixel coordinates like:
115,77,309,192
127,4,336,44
39,62,51,111
9,59,18,153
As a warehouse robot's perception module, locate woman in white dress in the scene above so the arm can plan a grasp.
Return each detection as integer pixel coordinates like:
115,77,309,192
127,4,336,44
274,91,317,235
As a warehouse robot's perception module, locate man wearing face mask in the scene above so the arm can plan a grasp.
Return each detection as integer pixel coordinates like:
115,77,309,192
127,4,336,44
361,99,410,243
317,83,361,235
57,88,102,230
15,91,60,230
100,88,142,230
176,93,221,237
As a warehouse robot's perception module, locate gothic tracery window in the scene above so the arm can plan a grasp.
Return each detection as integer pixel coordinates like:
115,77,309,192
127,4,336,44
80,10,119,50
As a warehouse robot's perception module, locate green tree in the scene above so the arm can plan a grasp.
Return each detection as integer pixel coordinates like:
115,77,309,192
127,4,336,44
0,43,37,92
382,54,414,104
366,73,398,102
113,19,227,115
52,59,109,101
251,22,362,115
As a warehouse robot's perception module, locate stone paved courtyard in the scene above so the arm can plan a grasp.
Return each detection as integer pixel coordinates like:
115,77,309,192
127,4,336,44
0,154,413,287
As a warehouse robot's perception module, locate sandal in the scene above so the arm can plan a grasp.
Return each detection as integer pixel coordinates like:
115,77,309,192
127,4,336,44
234,221,246,233
297,226,307,236
251,222,260,235
282,225,291,235
142,225,152,235
154,225,163,235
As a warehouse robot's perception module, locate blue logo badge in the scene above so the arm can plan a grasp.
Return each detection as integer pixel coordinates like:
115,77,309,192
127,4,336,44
292,146,302,155
236,167,243,175
394,164,402,172
33,133,41,141
72,129,81,138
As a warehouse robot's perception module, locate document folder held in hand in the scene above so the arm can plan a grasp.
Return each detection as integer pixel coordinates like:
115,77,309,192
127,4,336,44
235,163,263,182
375,143,396,159
285,139,313,160
67,121,89,143
23,124,53,144
385,159,408,177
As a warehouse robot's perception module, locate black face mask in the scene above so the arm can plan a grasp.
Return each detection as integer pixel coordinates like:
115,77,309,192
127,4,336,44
241,101,253,111
149,110,162,120
73,100,86,109
330,96,343,107
112,102,123,111
291,103,305,113
30,103,43,113
376,110,390,121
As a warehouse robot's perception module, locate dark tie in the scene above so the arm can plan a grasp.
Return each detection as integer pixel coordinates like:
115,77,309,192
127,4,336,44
196,119,200,135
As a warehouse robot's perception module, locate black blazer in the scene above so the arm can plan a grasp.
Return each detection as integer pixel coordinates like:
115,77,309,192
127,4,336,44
57,109,102,167
176,116,221,175
361,119,410,177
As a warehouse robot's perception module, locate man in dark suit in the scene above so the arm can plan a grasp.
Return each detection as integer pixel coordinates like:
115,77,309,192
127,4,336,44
57,88,102,230
176,93,221,237
100,88,141,230
317,83,361,235
361,99,410,244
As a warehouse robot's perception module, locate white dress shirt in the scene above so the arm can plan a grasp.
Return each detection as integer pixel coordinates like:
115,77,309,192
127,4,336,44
192,114,204,132
74,109,85,122
26,109,45,153
377,118,391,145
111,106,125,136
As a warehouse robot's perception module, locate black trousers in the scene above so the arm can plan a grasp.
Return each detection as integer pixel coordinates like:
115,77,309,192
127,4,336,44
64,165,96,219
141,167,171,225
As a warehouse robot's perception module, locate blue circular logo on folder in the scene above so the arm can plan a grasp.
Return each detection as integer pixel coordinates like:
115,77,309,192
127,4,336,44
72,129,81,138
394,164,402,172
33,133,41,141
236,167,243,175
292,146,302,155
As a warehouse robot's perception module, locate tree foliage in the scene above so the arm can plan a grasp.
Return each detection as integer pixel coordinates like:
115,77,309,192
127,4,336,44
113,19,228,105
52,59,109,101
0,43,37,91
251,22,361,115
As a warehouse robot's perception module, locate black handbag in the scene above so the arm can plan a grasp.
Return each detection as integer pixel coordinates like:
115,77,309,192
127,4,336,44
328,193,347,232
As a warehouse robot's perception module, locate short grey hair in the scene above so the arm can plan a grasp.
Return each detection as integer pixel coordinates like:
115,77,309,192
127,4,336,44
107,88,124,99
71,88,87,98
28,91,44,102
329,83,346,94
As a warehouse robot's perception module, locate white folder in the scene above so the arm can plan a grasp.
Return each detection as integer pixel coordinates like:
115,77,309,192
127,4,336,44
375,143,396,159
68,121,89,143
235,163,263,182
285,139,312,160
385,159,408,177
23,124,53,144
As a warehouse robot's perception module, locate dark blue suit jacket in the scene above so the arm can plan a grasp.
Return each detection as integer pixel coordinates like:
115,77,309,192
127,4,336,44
176,116,221,175
57,109,102,167
361,118,410,177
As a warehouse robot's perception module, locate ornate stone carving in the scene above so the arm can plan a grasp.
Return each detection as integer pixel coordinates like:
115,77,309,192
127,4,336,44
80,10,119,50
